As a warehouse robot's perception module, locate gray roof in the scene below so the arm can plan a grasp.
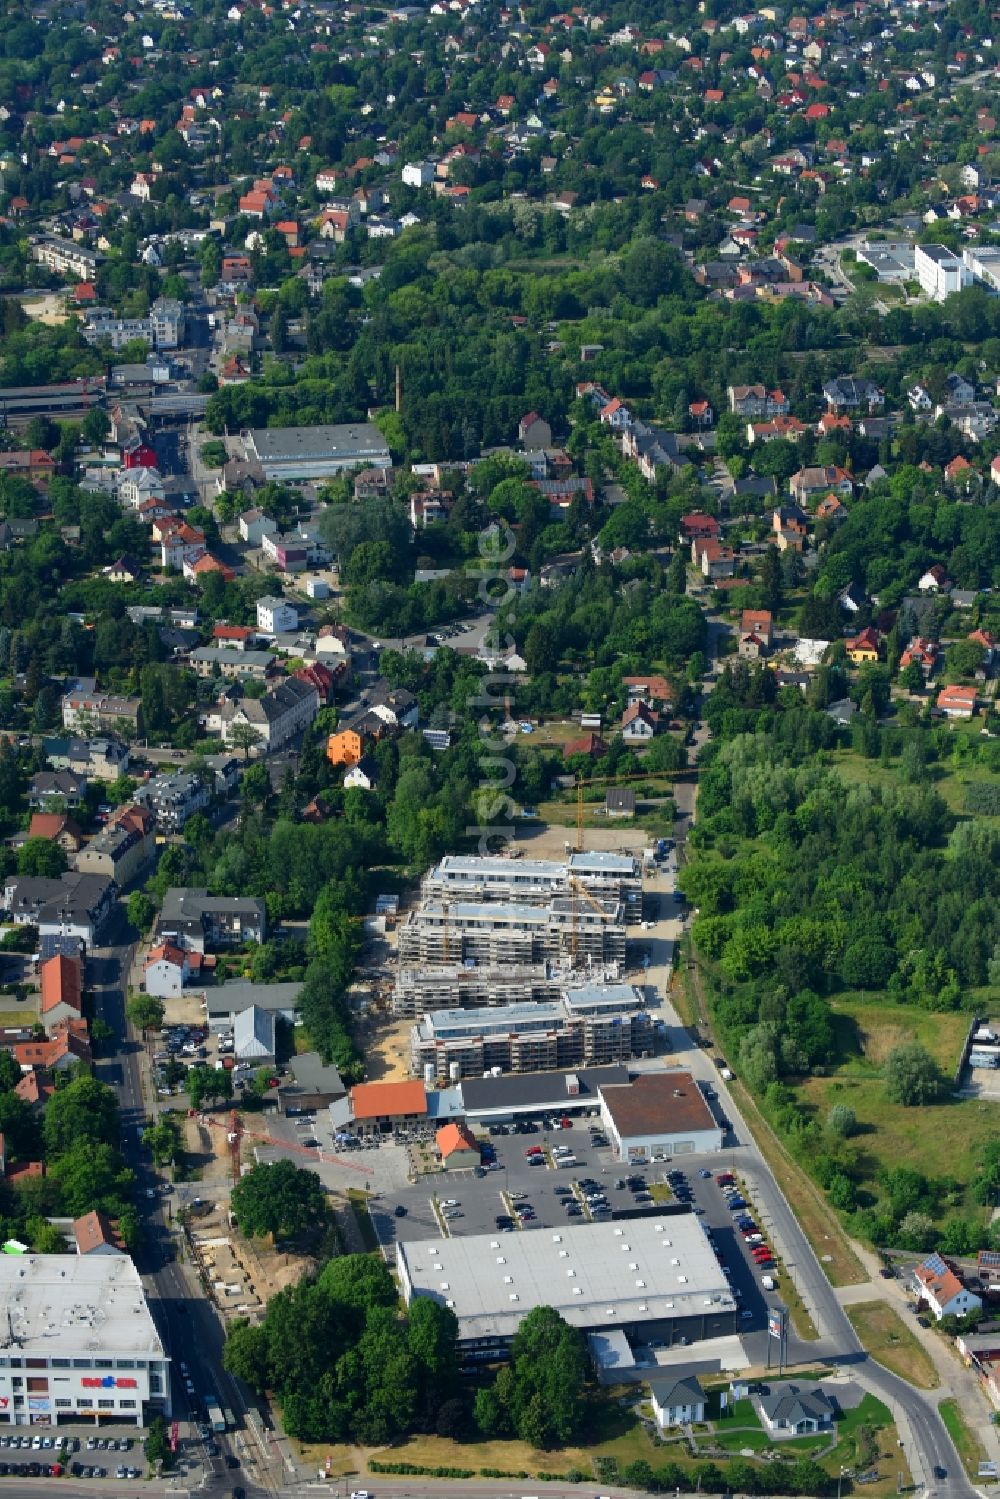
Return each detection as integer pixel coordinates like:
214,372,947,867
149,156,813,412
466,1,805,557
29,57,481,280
399,1216,734,1342
759,1384,835,1425
650,1374,706,1409
247,423,390,462
285,1051,345,1097
206,981,302,1017
233,1005,276,1059
4,871,113,923
160,888,265,924
190,648,275,668
460,1064,630,1116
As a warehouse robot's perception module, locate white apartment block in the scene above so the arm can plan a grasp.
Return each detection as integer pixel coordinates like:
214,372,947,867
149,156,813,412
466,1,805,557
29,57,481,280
0,1255,169,1427
915,243,973,303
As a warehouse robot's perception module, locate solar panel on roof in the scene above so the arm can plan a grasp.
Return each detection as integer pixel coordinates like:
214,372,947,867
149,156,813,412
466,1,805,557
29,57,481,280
979,1250,1000,1268
923,1252,948,1277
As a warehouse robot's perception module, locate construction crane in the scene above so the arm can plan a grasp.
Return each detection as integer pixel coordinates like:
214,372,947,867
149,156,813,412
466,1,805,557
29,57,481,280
197,1112,374,1177
574,770,681,851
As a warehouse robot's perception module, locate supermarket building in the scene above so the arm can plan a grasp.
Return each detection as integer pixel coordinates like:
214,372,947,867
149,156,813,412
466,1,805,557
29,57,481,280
0,1255,170,1426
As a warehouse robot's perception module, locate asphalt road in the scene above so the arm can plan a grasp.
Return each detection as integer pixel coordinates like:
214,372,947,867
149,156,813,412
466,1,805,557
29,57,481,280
89,913,285,1496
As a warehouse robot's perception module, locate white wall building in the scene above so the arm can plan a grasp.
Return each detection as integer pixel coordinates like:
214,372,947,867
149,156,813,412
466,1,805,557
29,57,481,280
0,1254,169,1427
915,244,973,303
402,161,436,188
599,1072,723,1161
256,595,299,634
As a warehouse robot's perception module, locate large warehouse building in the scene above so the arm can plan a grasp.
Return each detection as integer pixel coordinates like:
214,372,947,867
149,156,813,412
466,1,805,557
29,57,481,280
599,1072,723,1161
243,423,391,481
397,1215,736,1362
0,1254,170,1427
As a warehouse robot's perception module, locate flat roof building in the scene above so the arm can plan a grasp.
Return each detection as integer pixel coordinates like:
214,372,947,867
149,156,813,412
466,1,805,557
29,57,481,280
411,984,651,1082
398,896,626,968
244,423,391,482
459,1064,630,1123
600,1072,723,1162
0,1254,169,1426
397,1215,736,1358
421,850,642,922
393,962,564,1019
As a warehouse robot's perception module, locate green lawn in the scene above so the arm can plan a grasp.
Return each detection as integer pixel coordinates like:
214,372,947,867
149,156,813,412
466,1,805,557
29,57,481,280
830,742,1000,826
939,1396,987,1478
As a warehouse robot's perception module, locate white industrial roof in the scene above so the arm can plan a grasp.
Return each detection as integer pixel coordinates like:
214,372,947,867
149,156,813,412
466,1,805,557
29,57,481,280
399,1216,734,1340
0,1254,165,1357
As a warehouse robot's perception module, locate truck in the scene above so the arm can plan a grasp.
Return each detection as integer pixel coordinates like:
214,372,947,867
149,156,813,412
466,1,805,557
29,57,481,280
761,1275,776,1291
204,1396,225,1434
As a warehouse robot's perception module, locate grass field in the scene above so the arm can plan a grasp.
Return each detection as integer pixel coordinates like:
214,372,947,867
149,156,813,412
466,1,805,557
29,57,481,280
826,996,970,1074
846,1302,940,1390
346,1188,379,1252
729,1076,867,1292
939,1396,987,1479
831,742,1000,825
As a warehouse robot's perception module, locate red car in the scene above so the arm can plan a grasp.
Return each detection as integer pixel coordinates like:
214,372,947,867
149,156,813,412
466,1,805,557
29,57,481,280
751,1247,772,1260
524,1146,542,1157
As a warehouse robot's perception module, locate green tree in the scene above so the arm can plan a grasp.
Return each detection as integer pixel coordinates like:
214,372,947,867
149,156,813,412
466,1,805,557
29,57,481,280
230,1158,328,1241
186,1063,233,1111
884,1042,945,1107
127,994,165,1033
43,1075,120,1155
127,891,155,932
229,722,264,760
16,837,67,878
826,1103,857,1139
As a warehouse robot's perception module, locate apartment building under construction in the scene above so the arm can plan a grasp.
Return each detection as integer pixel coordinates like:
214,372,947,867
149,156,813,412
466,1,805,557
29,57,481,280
421,851,643,923
393,962,564,1019
410,983,652,1081
396,895,627,969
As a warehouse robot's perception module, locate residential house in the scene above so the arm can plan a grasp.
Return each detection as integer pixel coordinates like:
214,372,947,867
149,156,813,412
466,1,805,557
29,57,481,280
650,1375,706,1428
789,466,852,506
623,675,672,707
914,1252,982,1321
599,398,633,431
822,376,884,412
239,508,279,546
919,564,949,593
343,756,378,791
605,788,636,819
213,623,259,652
740,610,774,648
727,384,790,418
29,770,87,811
563,732,608,761
815,494,847,527
936,684,977,719
900,639,938,674
621,701,661,743
758,1384,834,1435
679,513,721,542
316,624,351,660
39,954,83,1030
190,647,275,682
143,941,200,999
27,813,83,854
74,805,156,887
61,684,142,738
212,677,319,753
260,531,308,572
692,538,736,580
2,871,115,946
845,627,880,664
155,889,267,954
518,412,552,450
11,1020,91,1073
748,415,808,444
43,737,129,782
327,729,364,767
256,596,299,634
73,1210,124,1255
134,771,211,831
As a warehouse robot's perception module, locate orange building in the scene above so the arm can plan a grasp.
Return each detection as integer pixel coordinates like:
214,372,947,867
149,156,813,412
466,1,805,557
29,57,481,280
327,729,363,767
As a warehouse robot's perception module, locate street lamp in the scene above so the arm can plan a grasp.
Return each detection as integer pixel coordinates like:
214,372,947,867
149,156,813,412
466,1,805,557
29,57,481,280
838,1465,847,1499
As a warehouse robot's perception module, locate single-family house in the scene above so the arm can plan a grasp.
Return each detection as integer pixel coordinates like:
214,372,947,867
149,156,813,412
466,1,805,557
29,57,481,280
845,627,880,664
518,412,552,450
143,941,199,999
937,684,977,719
914,1252,982,1321
919,564,949,593
650,1375,706,1429
789,465,852,506
27,813,83,854
758,1384,834,1435
621,701,661,743
39,954,83,1030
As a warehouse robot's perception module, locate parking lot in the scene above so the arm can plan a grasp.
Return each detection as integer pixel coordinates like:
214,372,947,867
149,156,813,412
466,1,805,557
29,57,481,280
0,1430,145,1482
360,1116,787,1354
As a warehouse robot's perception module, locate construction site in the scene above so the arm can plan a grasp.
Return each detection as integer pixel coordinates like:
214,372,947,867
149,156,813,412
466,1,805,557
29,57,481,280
179,1107,373,1323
